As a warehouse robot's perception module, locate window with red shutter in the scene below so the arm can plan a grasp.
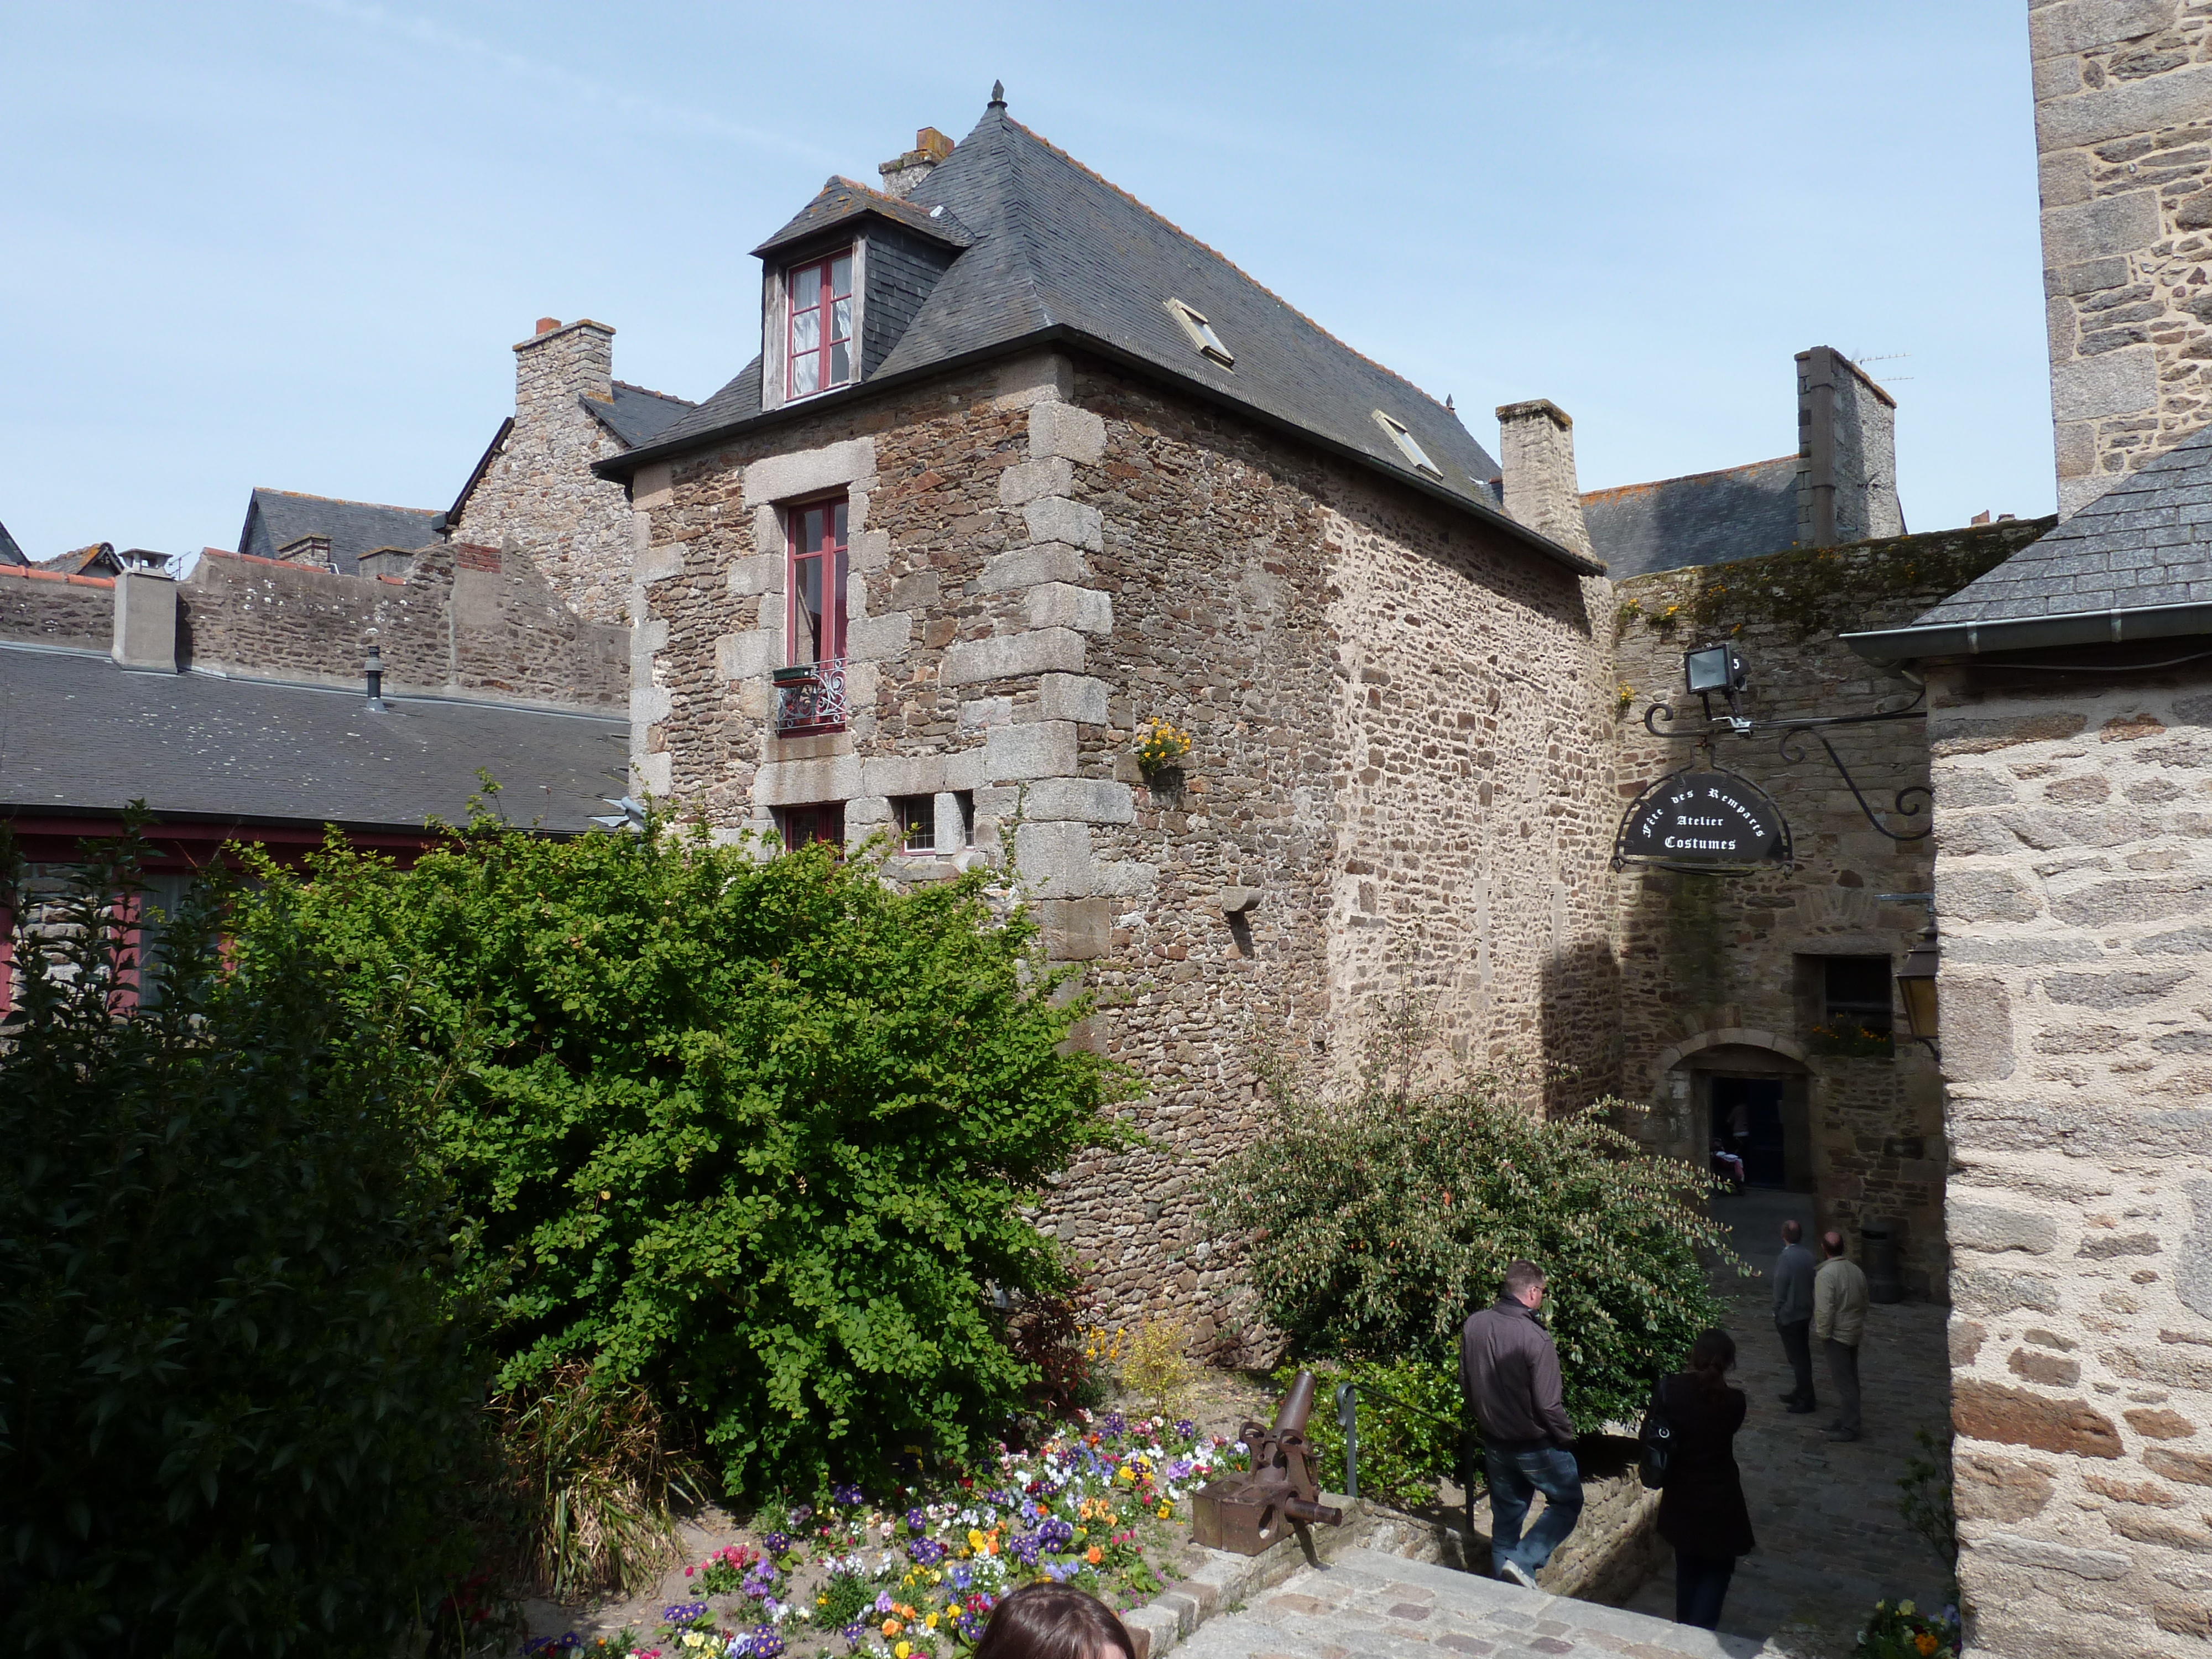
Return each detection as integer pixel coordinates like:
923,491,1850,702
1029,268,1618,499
786,251,854,400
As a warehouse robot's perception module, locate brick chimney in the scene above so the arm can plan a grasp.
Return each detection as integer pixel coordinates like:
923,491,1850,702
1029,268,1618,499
1494,400,1595,561
513,317,615,419
1795,347,1902,546
878,127,955,200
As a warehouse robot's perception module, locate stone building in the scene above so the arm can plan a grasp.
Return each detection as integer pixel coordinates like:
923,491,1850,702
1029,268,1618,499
2033,0,2212,516
588,94,1623,1352
451,317,695,625
1833,4,2212,1649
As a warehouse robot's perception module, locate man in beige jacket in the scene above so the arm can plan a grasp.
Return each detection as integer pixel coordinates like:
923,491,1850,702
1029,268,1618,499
1812,1230,1870,1442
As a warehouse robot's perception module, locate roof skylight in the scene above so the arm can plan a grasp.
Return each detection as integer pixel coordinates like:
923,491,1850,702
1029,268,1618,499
1166,298,1234,368
1373,411,1442,477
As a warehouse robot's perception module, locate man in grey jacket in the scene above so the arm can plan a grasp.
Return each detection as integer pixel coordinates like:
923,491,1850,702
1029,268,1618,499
1460,1259,1582,1589
1773,1219,1818,1415
1814,1230,1871,1442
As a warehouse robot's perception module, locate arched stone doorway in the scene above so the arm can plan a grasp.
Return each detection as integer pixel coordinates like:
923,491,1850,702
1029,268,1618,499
1652,1028,1815,1194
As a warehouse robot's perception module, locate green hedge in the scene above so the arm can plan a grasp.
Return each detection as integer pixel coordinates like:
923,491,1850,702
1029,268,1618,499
233,813,1130,1496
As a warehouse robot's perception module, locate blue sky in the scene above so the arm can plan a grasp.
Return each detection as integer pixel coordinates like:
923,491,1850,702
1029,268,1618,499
0,1,2046,564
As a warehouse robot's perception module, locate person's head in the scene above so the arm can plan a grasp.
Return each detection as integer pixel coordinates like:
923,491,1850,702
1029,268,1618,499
1822,1230,1846,1259
973,1582,1135,1659
1502,1259,1546,1310
1686,1327,1738,1400
1781,1219,1803,1244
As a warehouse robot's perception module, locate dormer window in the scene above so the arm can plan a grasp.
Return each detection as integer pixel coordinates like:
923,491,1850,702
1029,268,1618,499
787,251,854,399
1373,410,1441,477
1166,298,1233,368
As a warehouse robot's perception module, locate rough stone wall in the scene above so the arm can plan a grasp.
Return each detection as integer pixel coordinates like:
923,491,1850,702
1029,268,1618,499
630,349,1620,1353
1796,348,1904,546
1610,521,2049,1295
452,320,643,624
178,545,625,709
0,565,113,651
2033,0,2212,518
1930,662,2212,1656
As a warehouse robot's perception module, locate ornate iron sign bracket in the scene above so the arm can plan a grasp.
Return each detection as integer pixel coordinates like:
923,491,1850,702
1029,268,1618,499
1641,684,1930,843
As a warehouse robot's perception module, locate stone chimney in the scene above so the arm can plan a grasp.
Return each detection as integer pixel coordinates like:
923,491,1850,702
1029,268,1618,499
513,317,615,419
878,127,955,200
111,568,176,672
1795,346,1902,546
1494,400,1595,561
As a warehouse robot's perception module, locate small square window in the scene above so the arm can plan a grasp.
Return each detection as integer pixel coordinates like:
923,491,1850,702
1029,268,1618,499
775,802,845,852
1373,410,1442,477
1166,298,1234,368
894,795,935,854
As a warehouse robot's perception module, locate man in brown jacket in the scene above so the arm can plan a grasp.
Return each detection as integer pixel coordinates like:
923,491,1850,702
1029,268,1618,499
1813,1230,1870,1442
1460,1259,1582,1588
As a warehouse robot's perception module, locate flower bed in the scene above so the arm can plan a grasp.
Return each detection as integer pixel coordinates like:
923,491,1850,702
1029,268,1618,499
529,1415,1231,1659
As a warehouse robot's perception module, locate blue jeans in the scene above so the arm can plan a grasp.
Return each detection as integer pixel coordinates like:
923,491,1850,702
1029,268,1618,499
1674,1550,1735,1628
1485,1442,1583,1577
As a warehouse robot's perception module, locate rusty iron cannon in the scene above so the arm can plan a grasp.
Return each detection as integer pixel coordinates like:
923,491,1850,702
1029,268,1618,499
1190,1369,1347,1554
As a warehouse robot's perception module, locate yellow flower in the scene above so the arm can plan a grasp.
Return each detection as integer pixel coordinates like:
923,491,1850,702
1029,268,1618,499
896,1645,911,1659
1117,1465,1136,1484
926,1614,939,1630
968,1529,987,1553
1157,1501,1173,1519
1913,1637,1937,1657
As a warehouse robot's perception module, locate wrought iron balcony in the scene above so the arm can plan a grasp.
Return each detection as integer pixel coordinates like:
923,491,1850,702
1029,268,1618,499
773,657,847,734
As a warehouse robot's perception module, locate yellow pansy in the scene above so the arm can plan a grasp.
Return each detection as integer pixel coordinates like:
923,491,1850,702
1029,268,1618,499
896,1646,911,1659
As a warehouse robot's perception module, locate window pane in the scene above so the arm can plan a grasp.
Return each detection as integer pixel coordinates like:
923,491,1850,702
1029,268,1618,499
830,339,851,385
791,351,818,396
831,500,848,544
802,505,826,551
791,309,820,354
791,265,822,309
830,294,852,343
795,555,825,660
831,254,852,296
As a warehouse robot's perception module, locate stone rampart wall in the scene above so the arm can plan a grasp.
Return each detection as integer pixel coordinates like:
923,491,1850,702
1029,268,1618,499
1930,662,2212,1656
178,545,625,709
0,565,113,652
632,350,1620,1353
2032,0,2212,517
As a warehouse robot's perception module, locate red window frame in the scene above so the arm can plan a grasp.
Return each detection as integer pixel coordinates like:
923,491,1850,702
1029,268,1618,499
894,795,936,854
0,903,13,1017
787,497,849,666
785,250,854,400
776,803,846,852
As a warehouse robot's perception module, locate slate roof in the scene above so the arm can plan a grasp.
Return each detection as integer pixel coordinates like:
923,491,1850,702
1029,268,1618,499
1908,421,2212,626
38,542,123,577
1582,456,1802,580
238,489,442,577
0,519,23,565
609,100,1583,567
582,380,698,447
753,176,975,257
0,643,629,834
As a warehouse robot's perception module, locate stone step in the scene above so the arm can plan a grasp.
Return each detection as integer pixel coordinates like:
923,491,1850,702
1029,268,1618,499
1172,1547,1780,1659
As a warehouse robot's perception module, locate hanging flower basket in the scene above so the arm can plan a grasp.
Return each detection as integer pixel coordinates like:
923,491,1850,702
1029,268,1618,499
1132,718,1192,775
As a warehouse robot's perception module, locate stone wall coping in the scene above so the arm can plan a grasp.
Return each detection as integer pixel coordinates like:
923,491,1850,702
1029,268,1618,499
0,564,114,589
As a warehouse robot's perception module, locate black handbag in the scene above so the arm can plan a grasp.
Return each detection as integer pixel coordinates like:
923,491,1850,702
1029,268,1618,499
1637,1384,1676,1490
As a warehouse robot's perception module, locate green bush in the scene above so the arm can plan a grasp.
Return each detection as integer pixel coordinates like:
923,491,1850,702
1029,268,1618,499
0,831,483,1656
1208,1072,1736,1434
1269,1358,1464,1506
231,812,1129,1497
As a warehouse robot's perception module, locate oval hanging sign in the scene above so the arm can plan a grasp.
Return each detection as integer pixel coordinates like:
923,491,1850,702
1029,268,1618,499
1613,768,1792,872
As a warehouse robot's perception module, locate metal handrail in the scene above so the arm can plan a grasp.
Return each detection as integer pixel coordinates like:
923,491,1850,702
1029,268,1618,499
1332,1380,1474,1503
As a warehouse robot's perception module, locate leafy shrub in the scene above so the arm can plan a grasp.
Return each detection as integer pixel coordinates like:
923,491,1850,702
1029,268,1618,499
1853,1597,1961,1659
0,831,483,1656
1121,1320,1194,1420
231,813,1129,1498
1898,1427,1958,1569
1270,1358,1465,1507
494,1362,703,1599
1208,1072,1736,1433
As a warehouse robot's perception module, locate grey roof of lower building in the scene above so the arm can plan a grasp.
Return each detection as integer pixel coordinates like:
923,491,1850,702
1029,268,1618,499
1906,421,2212,626
1581,456,1802,579
0,644,629,834
238,489,442,577
583,381,697,447
602,99,1598,571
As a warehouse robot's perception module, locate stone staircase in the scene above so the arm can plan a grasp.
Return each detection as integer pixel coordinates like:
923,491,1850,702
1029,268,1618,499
1170,1546,1779,1659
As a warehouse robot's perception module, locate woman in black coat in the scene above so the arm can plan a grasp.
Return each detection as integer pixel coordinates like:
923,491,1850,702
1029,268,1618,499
1655,1328,1755,1629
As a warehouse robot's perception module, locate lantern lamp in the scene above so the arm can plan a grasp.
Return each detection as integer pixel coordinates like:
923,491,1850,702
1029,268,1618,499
1897,920,1940,1057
